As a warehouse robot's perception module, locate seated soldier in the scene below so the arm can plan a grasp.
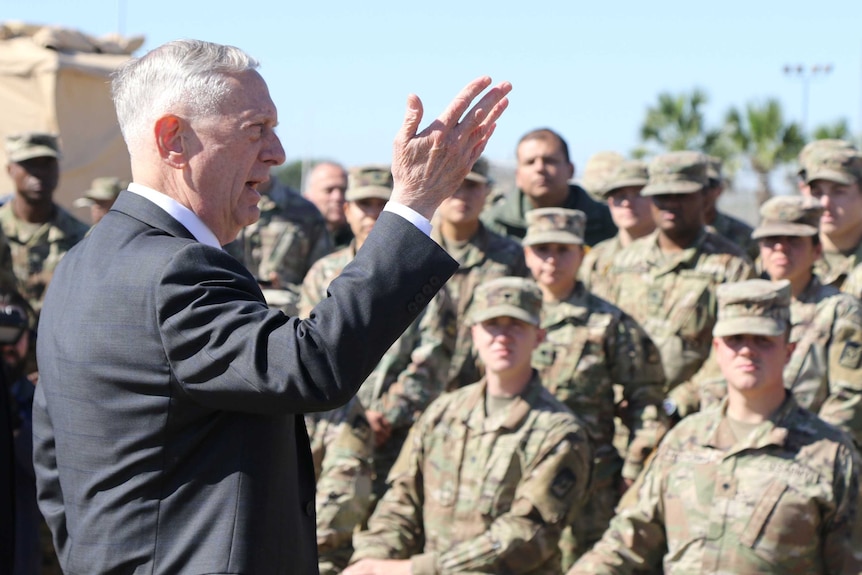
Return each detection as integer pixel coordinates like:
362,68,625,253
347,277,592,575
571,279,862,574
522,207,667,567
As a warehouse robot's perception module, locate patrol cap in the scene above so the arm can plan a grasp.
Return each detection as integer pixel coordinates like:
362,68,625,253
641,151,709,196
804,148,862,186
713,279,791,338
581,151,624,198
602,159,648,197
751,195,822,240
797,139,856,178
469,277,543,326
523,208,585,246
73,176,127,208
465,156,491,184
345,165,393,202
5,132,60,163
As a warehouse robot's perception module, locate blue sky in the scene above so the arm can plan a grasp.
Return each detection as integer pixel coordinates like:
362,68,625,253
3,0,861,176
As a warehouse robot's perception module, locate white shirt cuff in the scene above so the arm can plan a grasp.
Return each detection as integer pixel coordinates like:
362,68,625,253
383,201,432,237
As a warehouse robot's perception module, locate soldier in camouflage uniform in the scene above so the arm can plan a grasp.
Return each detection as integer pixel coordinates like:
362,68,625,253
299,165,427,499
225,177,332,314
347,277,592,575
305,395,374,575
678,196,862,449
796,138,857,196
579,159,654,295
571,279,862,575
2,133,88,317
481,128,617,247
703,155,758,260
72,176,127,225
603,151,754,394
801,146,862,299
523,208,667,567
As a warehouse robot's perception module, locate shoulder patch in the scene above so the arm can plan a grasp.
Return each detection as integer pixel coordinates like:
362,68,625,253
839,341,862,369
550,467,577,500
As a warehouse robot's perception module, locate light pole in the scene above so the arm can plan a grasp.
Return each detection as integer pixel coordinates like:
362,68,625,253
783,63,833,132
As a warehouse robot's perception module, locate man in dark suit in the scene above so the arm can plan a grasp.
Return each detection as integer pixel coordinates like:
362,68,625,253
32,39,511,574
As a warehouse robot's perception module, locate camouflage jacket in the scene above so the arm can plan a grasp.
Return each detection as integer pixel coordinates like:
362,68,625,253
685,277,862,449
0,200,88,316
225,188,332,304
533,282,667,480
571,395,862,575
605,228,754,391
305,396,374,575
815,241,862,293
709,210,757,261
481,184,617,247
351,375,593,575
578,235,624,297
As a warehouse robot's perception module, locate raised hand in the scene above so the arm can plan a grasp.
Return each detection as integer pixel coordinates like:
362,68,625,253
390,76,512,219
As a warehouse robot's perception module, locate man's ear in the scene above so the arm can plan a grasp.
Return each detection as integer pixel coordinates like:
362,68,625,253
154,115,186,168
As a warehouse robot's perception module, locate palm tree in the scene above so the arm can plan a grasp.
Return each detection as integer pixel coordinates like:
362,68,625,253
724,99,804,205
636,89,735,172
812,118,851,141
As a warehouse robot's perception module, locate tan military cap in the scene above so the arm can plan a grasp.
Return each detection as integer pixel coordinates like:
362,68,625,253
641,151,709,196
581,151,624,198
465,156,491,184
73,176,127,208
345,165,393,202
751,195,823,240
797,138,856,178
713,279,791,338
804,148,862,186
601,159,649,197
5,132,60,163
469,277,543,326
523,208,585,246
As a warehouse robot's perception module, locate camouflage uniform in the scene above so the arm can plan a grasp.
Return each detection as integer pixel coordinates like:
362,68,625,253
0,201,88,316
351,375,593,575
606,228,753,390
305,396,374,575
481,183,617,247
574,278,862,574
570,394,862,574
605,152,754,391
225,183,331,314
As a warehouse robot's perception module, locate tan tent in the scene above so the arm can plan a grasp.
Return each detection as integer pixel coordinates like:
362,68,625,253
0,24,144,219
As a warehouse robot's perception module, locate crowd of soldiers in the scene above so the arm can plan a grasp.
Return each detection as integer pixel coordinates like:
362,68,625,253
4,126,862,574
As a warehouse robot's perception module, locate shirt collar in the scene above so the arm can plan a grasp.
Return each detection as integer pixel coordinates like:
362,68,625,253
126,183,222,249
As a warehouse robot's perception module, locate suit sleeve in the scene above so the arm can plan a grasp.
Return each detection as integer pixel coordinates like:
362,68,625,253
159,212,457,414
31,382,69,562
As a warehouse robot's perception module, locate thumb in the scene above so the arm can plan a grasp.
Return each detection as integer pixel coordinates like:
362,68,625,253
397,93,424,141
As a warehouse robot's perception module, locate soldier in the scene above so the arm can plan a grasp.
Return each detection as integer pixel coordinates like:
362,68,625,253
427,156,528,390
481,128,617,246
2,132,88,317
72,176,127,225
224,175,332,314
347,277,592,575
703,155,758,260
682,196,862,448
305,396,374,575
571,279,862,574
303,161,352,248
523,207,667,567
604,151,754,394
579,159,654,294
796,138,856,196
801,147,862,299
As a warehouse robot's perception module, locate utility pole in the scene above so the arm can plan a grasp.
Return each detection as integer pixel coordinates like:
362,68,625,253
783,63,833,133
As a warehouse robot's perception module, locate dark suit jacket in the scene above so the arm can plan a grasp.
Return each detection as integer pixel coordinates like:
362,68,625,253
32,191,456,574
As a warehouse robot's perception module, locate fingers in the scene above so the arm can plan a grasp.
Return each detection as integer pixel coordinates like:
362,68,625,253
396,93,424,141
436,76,492,128
462,81,512,135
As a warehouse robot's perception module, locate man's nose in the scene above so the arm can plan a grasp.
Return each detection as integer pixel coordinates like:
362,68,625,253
263,132,286,167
